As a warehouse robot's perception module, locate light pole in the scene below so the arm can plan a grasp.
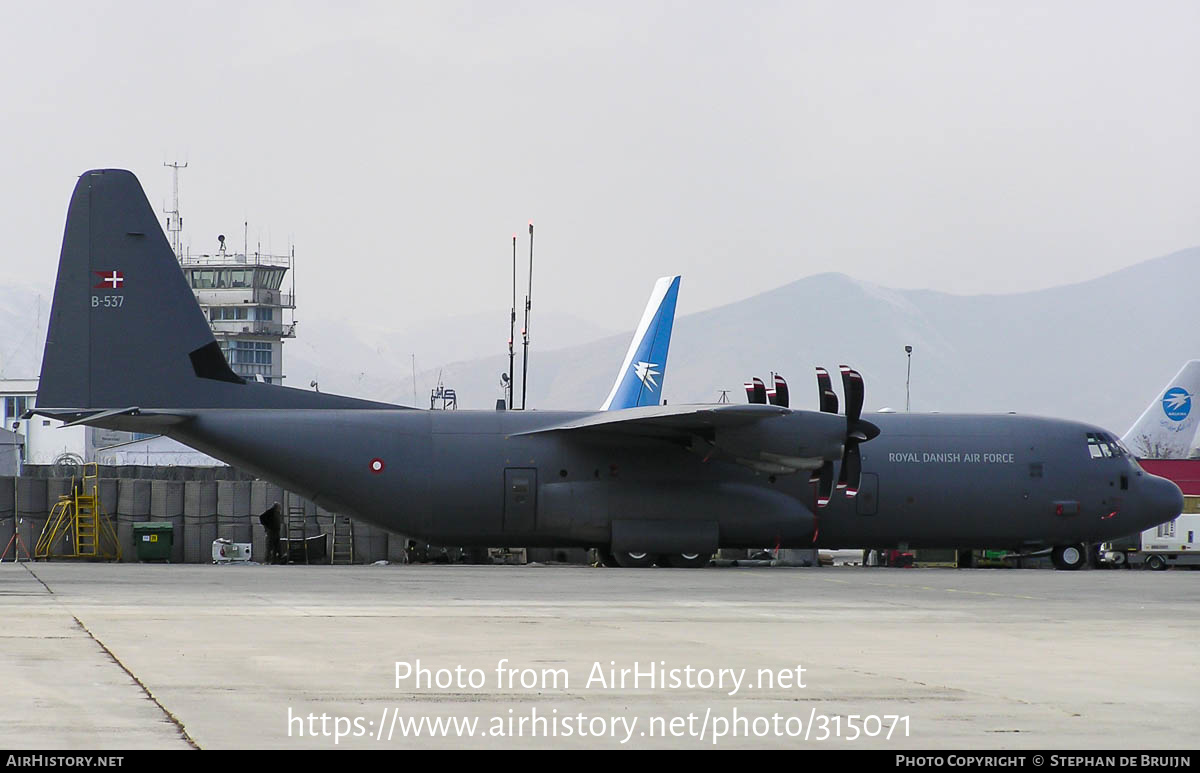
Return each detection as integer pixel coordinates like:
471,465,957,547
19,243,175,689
905,345,913,412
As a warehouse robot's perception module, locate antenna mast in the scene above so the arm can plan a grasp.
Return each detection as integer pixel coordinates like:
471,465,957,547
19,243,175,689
507,234,517,409
163,161,188,260
520,222,534,410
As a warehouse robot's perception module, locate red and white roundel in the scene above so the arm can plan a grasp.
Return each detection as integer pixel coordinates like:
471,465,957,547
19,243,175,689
369,458,385,474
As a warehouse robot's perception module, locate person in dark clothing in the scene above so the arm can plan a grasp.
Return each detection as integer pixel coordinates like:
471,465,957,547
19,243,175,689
259,501,283,564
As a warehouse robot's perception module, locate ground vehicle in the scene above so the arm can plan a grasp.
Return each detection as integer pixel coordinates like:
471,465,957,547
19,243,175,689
1103,513,1200,569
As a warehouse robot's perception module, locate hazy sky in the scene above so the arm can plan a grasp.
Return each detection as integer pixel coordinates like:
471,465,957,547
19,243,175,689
3,1,1198,335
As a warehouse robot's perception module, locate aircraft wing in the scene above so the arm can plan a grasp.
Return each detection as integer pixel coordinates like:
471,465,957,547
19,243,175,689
517,400,870,482
515,403,792,438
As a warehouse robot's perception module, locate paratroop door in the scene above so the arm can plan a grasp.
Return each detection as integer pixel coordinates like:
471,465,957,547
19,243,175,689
504,468,537,532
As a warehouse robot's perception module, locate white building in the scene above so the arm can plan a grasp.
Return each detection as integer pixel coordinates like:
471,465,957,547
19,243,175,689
93,435,226,467
2,379,152,466
181,247,296,384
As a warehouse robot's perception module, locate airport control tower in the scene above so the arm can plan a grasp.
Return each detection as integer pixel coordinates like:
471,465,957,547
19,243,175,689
179,244,296,383
164,164,297,384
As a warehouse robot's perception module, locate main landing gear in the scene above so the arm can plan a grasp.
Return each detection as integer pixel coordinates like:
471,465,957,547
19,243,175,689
1051,543,1086,570
596,549,711,568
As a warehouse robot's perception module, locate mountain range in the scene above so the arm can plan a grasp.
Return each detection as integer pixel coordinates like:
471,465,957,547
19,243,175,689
320,247,1197,434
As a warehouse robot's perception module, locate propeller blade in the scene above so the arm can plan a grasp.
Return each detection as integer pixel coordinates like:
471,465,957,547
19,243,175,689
817,460,834,508
771,374,789,408
752,377,767,404
839,365,863,425
816,368,838,414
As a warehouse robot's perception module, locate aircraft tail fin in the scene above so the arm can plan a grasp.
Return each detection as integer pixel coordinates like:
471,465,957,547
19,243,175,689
36,169,394,413
600,275,680,410
1122,360,1200,459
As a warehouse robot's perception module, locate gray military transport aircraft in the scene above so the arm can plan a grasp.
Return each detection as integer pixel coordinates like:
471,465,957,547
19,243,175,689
31,169,1182,569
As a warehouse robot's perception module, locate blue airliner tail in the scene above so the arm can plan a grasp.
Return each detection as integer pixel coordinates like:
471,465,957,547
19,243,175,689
601,276,680,410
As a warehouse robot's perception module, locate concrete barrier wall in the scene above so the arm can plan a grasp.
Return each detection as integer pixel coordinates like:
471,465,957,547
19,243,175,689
218,481,252,518
16,477,47,516
217,481,252,543
184,482,218,563
150,481,184,517
0,477,15,559
15,478,47,559
386,532,410,564
352,519,389,565
117,479,152,517
4,472,385,565
46,478,72,506
184,481,218,518
250,481,284,515
251,519,269,564
184,514,217,564
112,480,149,562
249,481,283,562
0,477,13,515
148,481,185,563
98,479,119,516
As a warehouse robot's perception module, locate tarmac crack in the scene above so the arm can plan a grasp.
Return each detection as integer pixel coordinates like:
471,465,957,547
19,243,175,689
69,615,201,749
20,562,54,594
22,563,201,750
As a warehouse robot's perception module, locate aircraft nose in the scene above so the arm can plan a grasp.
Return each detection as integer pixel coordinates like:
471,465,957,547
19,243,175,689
1138,473,1184,531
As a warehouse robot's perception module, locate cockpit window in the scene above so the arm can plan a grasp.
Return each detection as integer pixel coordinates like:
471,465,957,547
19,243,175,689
1086,432,1125,459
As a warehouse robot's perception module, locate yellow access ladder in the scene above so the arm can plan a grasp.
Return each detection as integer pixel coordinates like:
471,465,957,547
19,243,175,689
35,464,121,561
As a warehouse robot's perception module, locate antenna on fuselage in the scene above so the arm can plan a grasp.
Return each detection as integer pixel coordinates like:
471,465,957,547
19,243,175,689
520,221,534,410
508,233,516,409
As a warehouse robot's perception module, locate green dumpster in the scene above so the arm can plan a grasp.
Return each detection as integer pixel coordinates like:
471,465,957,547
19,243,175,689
132,522,174,562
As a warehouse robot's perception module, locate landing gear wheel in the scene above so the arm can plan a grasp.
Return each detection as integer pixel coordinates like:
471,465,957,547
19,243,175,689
1146,554,1168,571
660,552,710,568
1051,544,1086,571
612,550,655,568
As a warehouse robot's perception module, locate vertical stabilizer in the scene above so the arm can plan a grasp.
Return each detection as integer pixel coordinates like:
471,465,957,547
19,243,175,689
36,169,394,412
1123,360,1200,458
601,276,680,410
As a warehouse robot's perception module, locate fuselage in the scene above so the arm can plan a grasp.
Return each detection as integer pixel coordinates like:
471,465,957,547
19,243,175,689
95,407,1183,552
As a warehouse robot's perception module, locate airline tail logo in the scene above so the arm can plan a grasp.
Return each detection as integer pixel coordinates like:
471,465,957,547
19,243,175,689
634,361,661,391
600,275,679,411
1162,387,1192,422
